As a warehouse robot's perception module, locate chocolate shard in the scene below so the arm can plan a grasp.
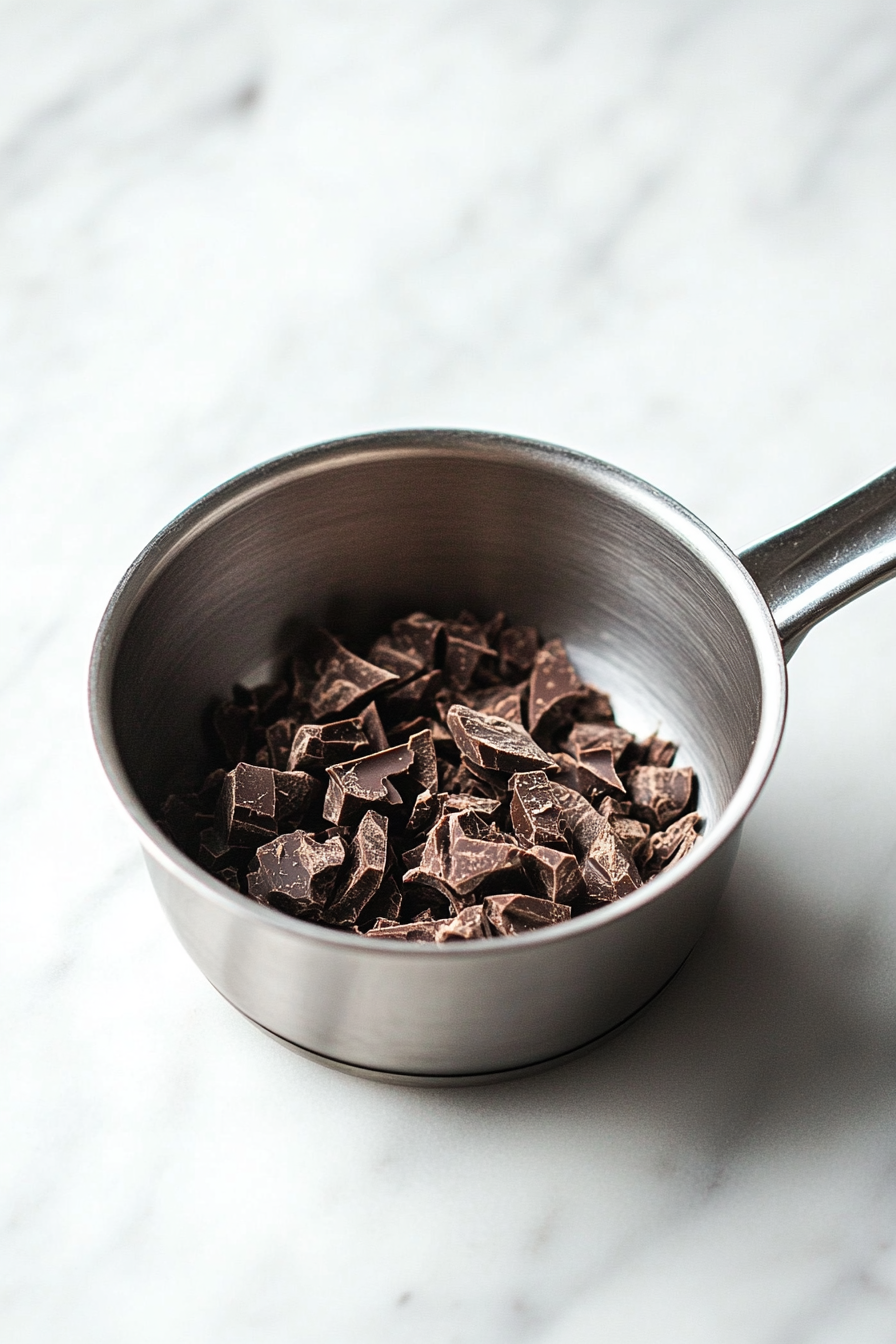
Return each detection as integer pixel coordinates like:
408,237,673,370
446,704,557,775
498,625,539,681
527,638,584,741
326,810,389,927
522,845,584,903
212,698,257,765
605,815,650,861
640,811,702,877
216,867,241,891
483,893,571,936
434,905,490,941
407,728,439,793
323,743,414,825
564,722,634,763
407,787,440,834
444,628,497,691
365,918,453,941
286,716,370,771
457,757,508,798
216,763,278,846
247,829,345,915
271,769,321,830
309,631,399,719
386,715,435,745
266,717,298,770
549,783,605,857
509,770,565,847
367,635,426,682
384,669,443,723
361,874,403,926
195,768,226,813
572,684,615,724
626,765,695,829
472,682,526,724
404,810,522,911
574,745,625,797
254,746,272,768
390,612,444,670
580,816,643,907
198,826,249,874
359,701,390,753
547,751,587,794
597,795,632,819
639,734,678,768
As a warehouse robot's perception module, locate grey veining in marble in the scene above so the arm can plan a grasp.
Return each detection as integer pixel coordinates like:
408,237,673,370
2,1,896,1340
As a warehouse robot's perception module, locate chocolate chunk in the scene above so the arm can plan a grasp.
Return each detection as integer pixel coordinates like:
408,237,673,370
640,812,702,877
456,757,509,798
547,751,588,794
361,874,403,926
446,704,557,775
385,669,443,723
323,743,415,825
564,722,634,763
605,815,650,860
216,763,278,846
472,682,526,724
386,715,435,745
509,770,565,847
498,625,539,681
639,734,678,768
359,701,390,753
572,684,615,724
626,766,695,829
198,826,248,874
390,612,443,670
271,769,321,830
406,728,439,794
580,816,643,907
325,811,389,927
574,746,625,797
212,698,257,765
528,639,584,741
367,635,426,681
405,810,522,911
522,845,583,903
434,905,490,941
443,618,497,691
248,829,345,915
407,787,440,833
309,632,399,719
217,867,241,891
549,783,605,856
365,918,453,941
483,894,571,936
286,717,369,771
597,795,632,819
265,718,298,770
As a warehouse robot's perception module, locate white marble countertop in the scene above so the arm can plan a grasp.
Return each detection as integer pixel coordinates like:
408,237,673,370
3,1,896,1339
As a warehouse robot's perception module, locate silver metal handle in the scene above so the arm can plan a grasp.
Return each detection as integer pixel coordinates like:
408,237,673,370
740,467,896,660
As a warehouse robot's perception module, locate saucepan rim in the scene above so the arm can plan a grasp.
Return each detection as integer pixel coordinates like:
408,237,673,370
88,428,787,955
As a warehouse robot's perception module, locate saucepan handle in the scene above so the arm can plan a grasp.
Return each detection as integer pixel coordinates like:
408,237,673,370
739,466,896,660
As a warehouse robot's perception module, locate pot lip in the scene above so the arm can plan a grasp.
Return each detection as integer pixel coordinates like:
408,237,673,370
88,426,787,956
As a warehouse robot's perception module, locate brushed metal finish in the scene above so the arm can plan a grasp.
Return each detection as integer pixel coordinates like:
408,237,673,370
741,466,896,658
90,429,799,1079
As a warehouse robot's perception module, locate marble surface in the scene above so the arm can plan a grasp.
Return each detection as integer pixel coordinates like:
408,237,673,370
3,1,896,1339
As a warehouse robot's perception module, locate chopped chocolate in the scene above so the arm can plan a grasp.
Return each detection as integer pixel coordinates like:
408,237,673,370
626,766,695,829
326,810,389,927
498,625,539,681
247,829,345,916
509,770,565,847
323,743,415,825
579,816,643,907
522,845,583,903
310,631,399,719
435,905,490,941
640,812,702,877
216,763,278,846
528,639,584,741
160,609,703,941
446,704,557,775
286,717,369,771
483,894,572,936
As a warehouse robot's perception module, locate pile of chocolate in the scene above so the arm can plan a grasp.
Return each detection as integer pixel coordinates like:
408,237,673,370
159,611,702,941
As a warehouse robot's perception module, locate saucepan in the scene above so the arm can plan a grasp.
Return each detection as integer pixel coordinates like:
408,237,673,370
88,430,896,1084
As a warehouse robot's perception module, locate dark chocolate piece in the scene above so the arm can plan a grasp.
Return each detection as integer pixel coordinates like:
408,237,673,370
572,684,615,724
198,826,248,874
326,810,389,927
604,815,650,860
385,669,443,723
359,701,390,753
574,746,625,796
626,766,695,829
361,874,403,926
216,763,278,846
498,625,539,681
580,816,643,906
446,704,557,775
508,770,565,847
640,812,702,877
365,918,453,941
472,682,526,724
550,783,605,856
639,734,678,768
286,716,369,771
528,639,584,741
367,635,426,681
390,612,443,670
271,769,321,830
159,793,203,857
434,905,490,941
444,626,496,691
266,718,298,770
323,743,414,825
212,698,257,765
405,810,522,911
483,893,571,936
248,829,345,915
564,722,634,763
522,845,583,903
309,632,399,719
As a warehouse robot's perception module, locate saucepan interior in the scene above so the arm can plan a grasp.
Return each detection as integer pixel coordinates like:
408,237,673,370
105,430,783,872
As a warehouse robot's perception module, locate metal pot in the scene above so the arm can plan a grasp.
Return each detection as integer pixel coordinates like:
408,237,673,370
88,430,896,1083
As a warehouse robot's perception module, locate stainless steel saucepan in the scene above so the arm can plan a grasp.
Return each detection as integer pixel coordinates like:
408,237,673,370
88,431,896,1084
